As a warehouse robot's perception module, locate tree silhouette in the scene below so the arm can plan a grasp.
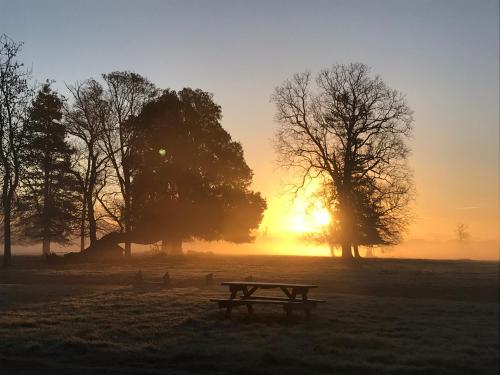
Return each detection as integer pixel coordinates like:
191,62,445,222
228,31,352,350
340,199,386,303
128,89,266,254
456,223,470,242
64,80,109,248
16,83,80,255
100,71,158,256
0,35,33,266
305,179,400,257
272,63,413,259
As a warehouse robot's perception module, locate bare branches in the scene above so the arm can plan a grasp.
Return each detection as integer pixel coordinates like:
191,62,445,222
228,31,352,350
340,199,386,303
64,79,110,245
272,63,414,254
63,73,156,252
0,34,33,263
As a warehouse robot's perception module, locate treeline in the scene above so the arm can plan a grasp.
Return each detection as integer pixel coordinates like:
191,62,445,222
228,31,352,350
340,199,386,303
0,35,266,265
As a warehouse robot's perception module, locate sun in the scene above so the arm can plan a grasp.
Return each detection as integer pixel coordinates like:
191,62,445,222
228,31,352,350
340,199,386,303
258,181,333,241
288,200,331,234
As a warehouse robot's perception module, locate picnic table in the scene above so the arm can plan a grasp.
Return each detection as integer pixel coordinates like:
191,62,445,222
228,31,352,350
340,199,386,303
211,281,326,318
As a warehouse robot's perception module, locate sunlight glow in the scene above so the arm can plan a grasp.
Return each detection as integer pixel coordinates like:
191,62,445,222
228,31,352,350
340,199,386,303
289,202,331,234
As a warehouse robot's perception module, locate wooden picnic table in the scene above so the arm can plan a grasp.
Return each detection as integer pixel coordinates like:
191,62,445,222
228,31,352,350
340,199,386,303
212,281,325,318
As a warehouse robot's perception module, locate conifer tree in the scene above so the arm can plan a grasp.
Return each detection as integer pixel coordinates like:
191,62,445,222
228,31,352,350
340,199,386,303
18,83,79,255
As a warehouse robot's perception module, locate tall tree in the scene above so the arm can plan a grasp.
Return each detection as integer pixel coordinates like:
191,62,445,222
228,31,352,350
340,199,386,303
272,63,413,259
0,35,33,266
128,88,266,254
16,83,79,255
65,80,109,249
100,71,157,256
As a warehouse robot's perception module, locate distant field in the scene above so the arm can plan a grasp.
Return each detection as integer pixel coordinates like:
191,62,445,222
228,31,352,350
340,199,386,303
0,255,498,374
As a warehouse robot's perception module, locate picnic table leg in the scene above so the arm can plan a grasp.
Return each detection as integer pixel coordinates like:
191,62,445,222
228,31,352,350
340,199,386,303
283,304,292,318
246,303,253,315
305,307,311,319
292,287,308,301
229,285,241,299
225,304,233,318
280,287,292,299
243,286,258,298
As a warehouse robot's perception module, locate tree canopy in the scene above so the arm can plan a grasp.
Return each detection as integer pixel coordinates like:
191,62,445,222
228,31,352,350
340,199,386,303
129,89,266,252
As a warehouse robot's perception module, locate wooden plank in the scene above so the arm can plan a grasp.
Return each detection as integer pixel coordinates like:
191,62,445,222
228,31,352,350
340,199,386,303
221,281,318,288
210,298,320,306
210,298,323,319
239,296,326,303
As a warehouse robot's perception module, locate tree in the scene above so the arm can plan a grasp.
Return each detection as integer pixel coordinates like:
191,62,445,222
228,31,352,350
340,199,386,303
65,80,109,249
127,88,266,254
0,35,33,266
99,71,157,256
16,83,79,255
456,223,470,242
272,63,413,259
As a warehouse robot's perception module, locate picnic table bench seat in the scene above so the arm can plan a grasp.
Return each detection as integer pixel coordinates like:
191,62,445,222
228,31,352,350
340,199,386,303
212,281,326,318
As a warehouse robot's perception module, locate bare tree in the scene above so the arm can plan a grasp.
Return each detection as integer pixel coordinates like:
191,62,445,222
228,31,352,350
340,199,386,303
0,35,33,266
65,80,109,248
272,63,413,259
100,72,157,256
456,223,470,242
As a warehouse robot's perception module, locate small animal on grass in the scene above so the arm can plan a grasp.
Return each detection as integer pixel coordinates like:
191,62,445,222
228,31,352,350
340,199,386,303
205,273,214,284
133,271,144,286
162,272,170,286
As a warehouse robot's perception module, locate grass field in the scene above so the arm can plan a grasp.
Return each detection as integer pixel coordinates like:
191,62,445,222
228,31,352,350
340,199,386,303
0,255,498,374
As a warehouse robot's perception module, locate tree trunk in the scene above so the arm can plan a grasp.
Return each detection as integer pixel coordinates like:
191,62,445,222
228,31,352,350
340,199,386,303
338,190,354,260
328,242,336,256
42,154,51,256
80,203,86,251
341,242,353,259
124,241,131,257
2,169,12,267
162,239,183,256
123,193,131,257
353,244,361,258
3,201,11,267
42,238,51,256
86,193,97,246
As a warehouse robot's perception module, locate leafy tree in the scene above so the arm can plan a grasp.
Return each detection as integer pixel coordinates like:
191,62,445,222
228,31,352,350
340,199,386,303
128,88,266,254
272,63,413,259
0,35,33,266
16,83,80,255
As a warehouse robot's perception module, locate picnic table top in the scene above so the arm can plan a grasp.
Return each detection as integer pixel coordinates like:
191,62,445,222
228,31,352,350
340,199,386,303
221,281,318,289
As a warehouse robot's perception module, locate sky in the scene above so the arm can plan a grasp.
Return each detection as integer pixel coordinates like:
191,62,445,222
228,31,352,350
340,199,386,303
1,0,499,259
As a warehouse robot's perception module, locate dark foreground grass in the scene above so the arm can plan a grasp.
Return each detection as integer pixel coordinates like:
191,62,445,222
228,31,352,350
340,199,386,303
0,255,498,374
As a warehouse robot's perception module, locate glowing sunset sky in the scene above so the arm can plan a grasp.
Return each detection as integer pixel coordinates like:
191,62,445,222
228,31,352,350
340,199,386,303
1,0,498,258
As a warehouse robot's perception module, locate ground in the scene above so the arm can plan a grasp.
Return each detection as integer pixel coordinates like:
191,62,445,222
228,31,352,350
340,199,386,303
0,255,498,375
